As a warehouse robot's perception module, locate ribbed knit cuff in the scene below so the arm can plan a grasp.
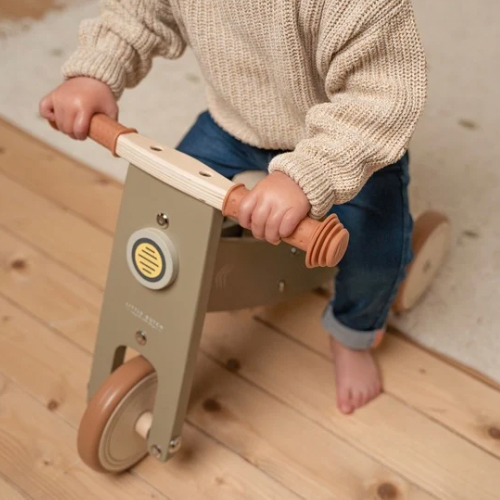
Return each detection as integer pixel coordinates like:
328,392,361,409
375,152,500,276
61,48,127,99
269,152,339,220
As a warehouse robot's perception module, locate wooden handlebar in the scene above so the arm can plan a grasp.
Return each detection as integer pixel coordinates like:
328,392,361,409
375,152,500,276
49,114,349,267
222,184,349,268
49,113,137,156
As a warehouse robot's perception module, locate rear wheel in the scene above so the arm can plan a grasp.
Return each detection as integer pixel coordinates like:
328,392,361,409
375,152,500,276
393,211,451,313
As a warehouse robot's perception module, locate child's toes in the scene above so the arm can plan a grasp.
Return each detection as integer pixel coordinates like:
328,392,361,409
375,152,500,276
337,387,353,414
353,388,365,409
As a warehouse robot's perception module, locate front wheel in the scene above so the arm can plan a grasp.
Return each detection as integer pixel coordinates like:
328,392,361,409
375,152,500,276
77,356,157,473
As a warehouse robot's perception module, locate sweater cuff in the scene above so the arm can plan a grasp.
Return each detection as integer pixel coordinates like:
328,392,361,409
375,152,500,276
61,48,127,99
269,150,368,219
269,152,337,219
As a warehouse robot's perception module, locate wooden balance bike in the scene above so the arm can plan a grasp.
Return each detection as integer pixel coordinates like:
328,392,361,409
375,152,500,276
50,115,451,473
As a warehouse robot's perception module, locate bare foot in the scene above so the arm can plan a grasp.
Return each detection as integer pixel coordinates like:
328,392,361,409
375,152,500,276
329,337,382,414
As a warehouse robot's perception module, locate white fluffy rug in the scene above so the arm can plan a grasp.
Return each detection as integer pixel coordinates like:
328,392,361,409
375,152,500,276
1,1,499,382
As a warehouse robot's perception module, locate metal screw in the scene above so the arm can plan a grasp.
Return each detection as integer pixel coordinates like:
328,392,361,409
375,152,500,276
290,247,298,255
169,436,182,454
156,213,169,228
150,445,162,459
135,330,147,346
278,280,286,293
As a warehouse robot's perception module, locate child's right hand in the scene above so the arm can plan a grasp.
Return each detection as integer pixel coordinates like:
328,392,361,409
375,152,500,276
39,77,118,140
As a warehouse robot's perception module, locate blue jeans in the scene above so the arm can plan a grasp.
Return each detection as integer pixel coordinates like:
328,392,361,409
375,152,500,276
177,111,414,350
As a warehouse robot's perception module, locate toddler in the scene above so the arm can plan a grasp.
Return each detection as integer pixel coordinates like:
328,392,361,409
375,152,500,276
40,0,427,414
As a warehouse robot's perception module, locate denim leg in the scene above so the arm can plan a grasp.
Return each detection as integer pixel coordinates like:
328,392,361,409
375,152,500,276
322,153,414,350
178,111,413,350
176,110,284,178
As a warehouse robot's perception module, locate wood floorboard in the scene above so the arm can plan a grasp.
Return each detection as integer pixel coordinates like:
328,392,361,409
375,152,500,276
0,118,499,499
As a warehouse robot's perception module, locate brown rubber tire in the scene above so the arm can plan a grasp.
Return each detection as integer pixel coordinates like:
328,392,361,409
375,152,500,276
393,211,451,313
77,356,157,473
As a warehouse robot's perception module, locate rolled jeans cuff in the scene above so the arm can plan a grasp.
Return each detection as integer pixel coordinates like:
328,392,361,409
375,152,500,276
321,304,385,350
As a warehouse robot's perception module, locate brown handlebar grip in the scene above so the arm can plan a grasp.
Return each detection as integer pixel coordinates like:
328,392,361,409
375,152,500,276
49,114,136,156
222,184,349,268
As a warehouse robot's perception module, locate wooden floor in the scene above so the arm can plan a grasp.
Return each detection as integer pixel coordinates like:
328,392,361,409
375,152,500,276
0,118,500,500
0,0,81,23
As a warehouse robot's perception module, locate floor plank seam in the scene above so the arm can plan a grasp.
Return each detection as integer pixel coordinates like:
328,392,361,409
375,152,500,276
0,467,33,499
387,391,500,463
2,287,437,498
253,315,500,460
129,471,172,500
186,419,307,500
200,350,438,500
0,220,107,293
4,146,492,405
0,164,118,236
314,265,500,394
0,165,117,234
4,143,499,399
0,324,86,435
252,314,498,446
4,214,494,496
0,292,307,499
388,327,500,392
1,119,498,497
0,290,94,360
0,118,124,189
254,313,499,397
3,138,493,394
0,359,169,500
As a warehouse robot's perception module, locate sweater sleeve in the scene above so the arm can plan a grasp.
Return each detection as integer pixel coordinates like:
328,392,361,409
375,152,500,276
61,0,186,98
268,0,427,219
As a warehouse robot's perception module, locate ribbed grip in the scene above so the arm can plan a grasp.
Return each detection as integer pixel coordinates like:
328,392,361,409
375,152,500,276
222,184,349,268
49,113,136,156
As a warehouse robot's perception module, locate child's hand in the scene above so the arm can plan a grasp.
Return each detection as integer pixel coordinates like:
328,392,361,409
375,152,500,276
39,77,118,140
239,171,311,245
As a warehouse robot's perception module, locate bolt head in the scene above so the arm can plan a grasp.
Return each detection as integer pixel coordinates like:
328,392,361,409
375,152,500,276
135,330,147,346
278,280,286,293
169,436,182,454
156,213,169,228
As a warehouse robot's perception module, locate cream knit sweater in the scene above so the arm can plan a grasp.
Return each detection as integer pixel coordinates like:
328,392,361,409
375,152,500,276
62,0,427,218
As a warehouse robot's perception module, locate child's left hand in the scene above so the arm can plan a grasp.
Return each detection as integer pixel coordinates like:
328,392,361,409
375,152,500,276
238,171,311,245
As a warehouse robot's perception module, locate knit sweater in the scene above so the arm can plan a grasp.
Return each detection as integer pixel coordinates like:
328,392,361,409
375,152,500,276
62,0,427,218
